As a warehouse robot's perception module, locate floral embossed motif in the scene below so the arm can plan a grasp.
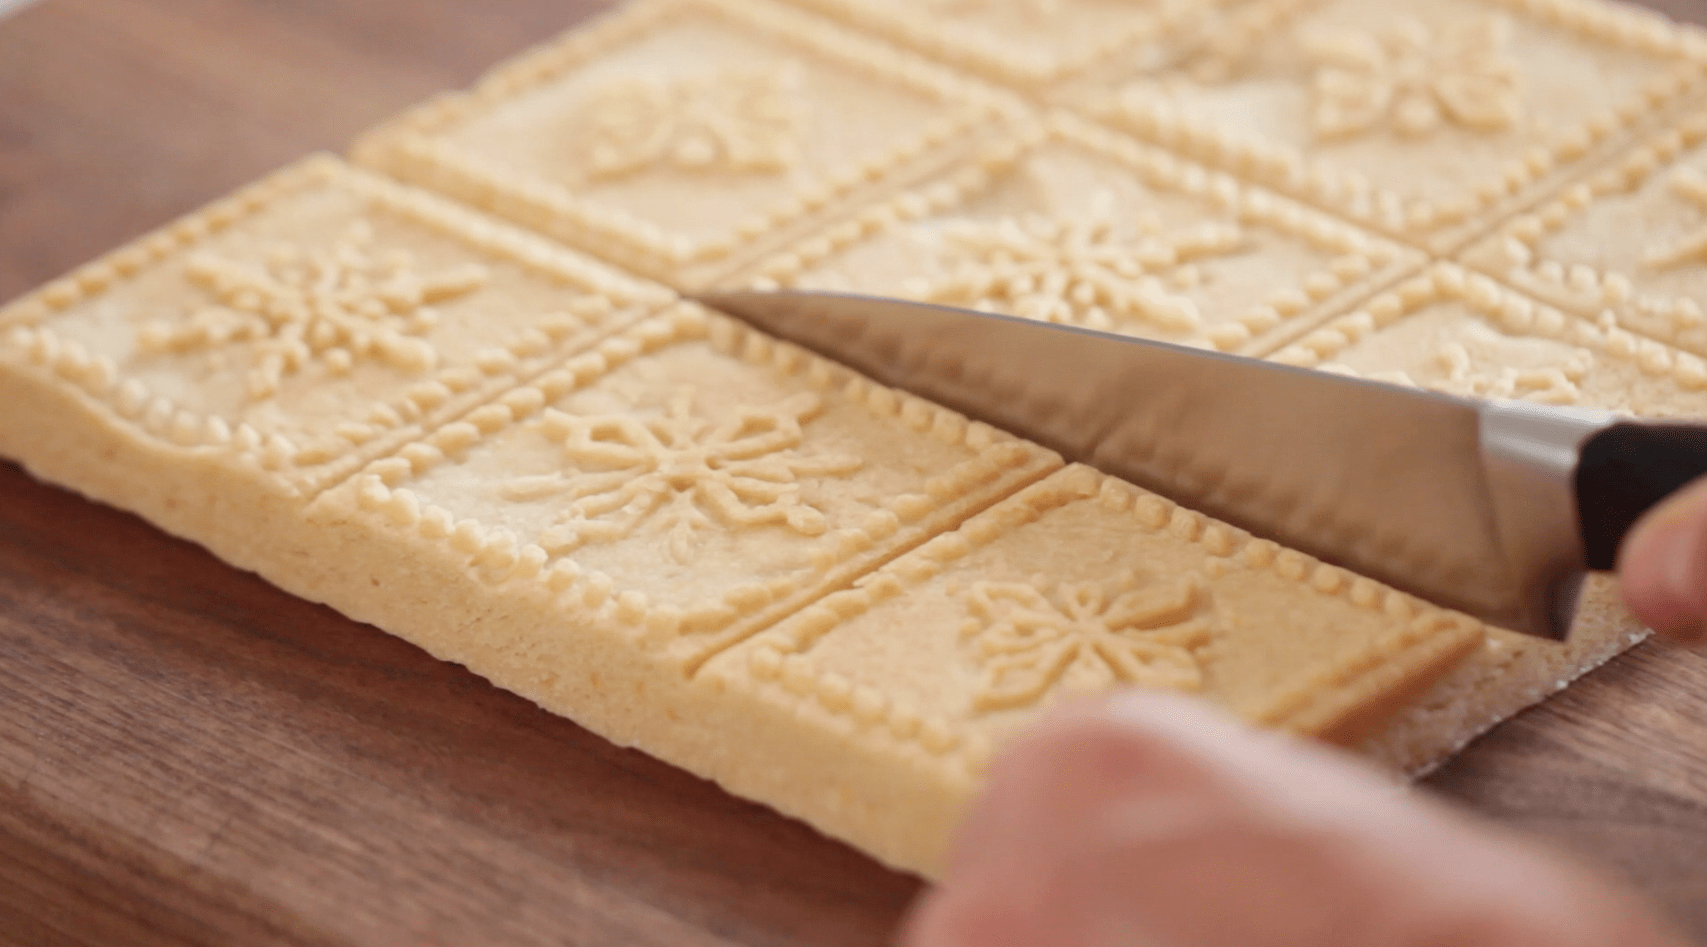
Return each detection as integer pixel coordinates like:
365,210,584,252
502,391,863,564
1307,17,1521,140
1647,168,1707,270
959,572,1214,712
905,209,1245,335
138,221,485,399
583,64,804,179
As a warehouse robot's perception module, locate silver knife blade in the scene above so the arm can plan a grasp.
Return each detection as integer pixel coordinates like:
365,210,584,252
696,289,1614,640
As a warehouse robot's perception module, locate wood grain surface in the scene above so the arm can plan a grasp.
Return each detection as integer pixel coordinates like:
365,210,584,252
3,0,1707,944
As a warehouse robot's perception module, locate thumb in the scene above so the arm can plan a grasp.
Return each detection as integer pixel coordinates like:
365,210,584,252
899,692,1683,947
1618,474,1707,643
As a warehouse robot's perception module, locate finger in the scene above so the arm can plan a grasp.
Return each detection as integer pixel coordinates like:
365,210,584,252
1618,473,1707,643
899,692,1685,947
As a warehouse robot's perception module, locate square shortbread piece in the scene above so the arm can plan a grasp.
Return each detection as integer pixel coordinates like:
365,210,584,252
1081,0,1707,253
1465,107,1707,361
694,464,1483,870
353,0,1020,288
738,112,1423,355
0,155,671,573
309,306,1061,670
1267,263,1695,768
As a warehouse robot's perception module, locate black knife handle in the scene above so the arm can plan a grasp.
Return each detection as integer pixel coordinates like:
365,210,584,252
1576,423,1707,570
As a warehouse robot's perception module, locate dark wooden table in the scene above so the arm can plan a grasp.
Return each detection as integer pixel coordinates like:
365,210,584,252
4,0,1707,944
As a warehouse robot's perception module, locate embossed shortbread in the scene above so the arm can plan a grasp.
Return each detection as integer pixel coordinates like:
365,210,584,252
696,465,1483,870
1465,108,1707,360
743,113,1422,354
311,306,1060,668
353,0,1019,288
1083,0,1707,253
1269,263,1681,769
7,0,1707,887
0,155,670,572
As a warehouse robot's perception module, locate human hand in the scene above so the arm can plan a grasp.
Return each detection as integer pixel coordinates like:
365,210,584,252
898,692,1685,947
1621,474,1707,643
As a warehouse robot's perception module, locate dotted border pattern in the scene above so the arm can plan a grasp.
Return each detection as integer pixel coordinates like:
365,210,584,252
720,463,1485,780
0,155,676,495
738,111,1423,357
772,0,1205,91
340,302,1061,672
1465,107,1707,358
350,0,1024,286
1078,0,1707,254
1269,262,1707,405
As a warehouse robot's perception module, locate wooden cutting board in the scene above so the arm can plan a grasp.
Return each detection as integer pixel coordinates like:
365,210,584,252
5,1,1707,944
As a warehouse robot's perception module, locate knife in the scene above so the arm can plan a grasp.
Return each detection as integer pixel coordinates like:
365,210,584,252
695,290,1707,641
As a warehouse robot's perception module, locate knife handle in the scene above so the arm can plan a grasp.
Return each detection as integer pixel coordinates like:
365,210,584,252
1576,423,1707,570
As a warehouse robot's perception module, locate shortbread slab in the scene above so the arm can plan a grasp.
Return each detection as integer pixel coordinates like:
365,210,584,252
1080,0,1707,254
8,0,1702,894
0,155,670,574
693,465,1483,872
738,113,1422,356
353,0,1019,289
1265,263,1705,768
1465,107,1707,360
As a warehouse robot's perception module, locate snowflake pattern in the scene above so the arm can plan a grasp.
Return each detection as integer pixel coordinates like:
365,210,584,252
1647,168,1707,270
137,221,486,400
905,210,1246,335
502,391,864,564
1307,17,1522,140
582,64,804,179
959,572,1214,712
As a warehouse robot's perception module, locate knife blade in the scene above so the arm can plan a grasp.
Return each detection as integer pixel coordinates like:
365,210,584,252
696,290,1707,641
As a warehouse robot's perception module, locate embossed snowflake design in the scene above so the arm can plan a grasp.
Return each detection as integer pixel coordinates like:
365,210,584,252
138,221,485,400
1308,17,1522,140
959,573,1214,713
906,211,1246,336
582,64,804,179
1647,168,1707,270
501,392,864,564
1352,335,1593,406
